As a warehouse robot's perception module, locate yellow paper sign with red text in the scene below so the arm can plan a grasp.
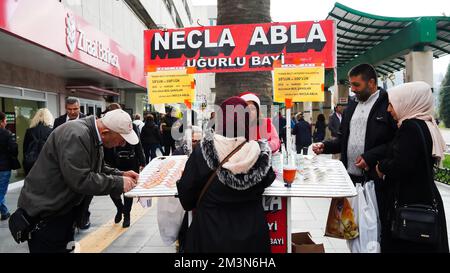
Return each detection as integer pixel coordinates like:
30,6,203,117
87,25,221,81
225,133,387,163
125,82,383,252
147,70,195,104
273,66,325,103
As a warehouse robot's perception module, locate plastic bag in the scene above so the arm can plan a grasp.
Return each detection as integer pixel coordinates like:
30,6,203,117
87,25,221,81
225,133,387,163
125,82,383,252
157,197,185,246
325,197,359,239
347,181,381,253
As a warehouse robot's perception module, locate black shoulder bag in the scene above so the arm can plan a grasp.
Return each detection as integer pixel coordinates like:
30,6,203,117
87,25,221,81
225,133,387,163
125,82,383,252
196,141,246,208
391,121,440,245
8,208,40,244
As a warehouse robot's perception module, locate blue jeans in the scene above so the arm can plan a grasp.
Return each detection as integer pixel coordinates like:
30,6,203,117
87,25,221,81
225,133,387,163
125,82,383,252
0,171,11,215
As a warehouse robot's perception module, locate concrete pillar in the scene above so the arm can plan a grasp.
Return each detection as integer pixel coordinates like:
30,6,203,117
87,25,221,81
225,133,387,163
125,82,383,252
405,50,434,87
303,102,312,123
324,90,332,139
312,102,321,126
338,84,349,106
294,102,304,120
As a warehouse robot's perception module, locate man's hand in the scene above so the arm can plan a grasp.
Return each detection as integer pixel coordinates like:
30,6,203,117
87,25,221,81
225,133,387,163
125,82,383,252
123,176,137,193
355,155,369,170
123,170,139,181
312,143,325,155
376,164,384,179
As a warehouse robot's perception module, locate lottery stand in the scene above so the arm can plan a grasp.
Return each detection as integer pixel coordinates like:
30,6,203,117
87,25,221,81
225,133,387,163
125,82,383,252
135,19,357,253
125,154,356,253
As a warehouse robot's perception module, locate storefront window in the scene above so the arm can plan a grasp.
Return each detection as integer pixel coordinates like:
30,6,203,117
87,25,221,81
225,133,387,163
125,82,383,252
1,98,45,182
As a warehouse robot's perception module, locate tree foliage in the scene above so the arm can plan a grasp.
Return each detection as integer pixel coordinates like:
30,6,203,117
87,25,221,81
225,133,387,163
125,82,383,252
439,62,450,127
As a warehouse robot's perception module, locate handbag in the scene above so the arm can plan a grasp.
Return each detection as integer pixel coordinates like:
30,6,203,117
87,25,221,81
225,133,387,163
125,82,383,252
8,208,36,244
196,141,246,207
390,121,440,245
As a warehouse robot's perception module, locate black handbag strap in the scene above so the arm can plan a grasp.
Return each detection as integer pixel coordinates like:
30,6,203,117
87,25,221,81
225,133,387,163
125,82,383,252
196,141,246,208
394,120,437,209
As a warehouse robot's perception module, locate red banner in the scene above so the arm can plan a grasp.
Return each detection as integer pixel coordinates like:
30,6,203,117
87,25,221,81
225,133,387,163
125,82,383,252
264,196,288,253
144,21,336,73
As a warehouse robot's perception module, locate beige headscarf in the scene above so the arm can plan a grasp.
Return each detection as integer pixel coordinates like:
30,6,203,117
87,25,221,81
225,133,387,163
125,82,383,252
388,81,446,161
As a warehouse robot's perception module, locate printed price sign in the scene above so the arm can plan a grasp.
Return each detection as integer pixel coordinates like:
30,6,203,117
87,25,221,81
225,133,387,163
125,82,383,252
147,70,195,104
273,66,325,102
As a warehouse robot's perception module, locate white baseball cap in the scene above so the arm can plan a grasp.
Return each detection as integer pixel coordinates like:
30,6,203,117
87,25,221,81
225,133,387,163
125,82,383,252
101,109,139,145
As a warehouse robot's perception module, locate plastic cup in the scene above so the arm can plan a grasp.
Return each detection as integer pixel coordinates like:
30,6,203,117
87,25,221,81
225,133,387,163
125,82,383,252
283,165,297,187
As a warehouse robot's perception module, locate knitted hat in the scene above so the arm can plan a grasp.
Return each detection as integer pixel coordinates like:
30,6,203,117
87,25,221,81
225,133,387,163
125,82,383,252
240,92,261,108
218,96,250,139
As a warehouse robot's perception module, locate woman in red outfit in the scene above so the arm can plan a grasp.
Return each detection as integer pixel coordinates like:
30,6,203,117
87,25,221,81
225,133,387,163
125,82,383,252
240,92,281,154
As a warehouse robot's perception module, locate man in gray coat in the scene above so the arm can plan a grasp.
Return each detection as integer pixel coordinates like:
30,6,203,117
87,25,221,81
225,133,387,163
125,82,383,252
328,103,344,138
17,109,139,253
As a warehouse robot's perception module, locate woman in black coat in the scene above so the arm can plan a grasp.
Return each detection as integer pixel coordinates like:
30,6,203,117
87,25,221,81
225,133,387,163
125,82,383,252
376,82,448,253
23,108,54,175
140,114,162,163
313,114,326,143
177,96,276,253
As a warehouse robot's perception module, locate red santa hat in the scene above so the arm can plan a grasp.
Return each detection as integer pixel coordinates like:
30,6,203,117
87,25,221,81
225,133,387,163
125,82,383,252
239,92,261,109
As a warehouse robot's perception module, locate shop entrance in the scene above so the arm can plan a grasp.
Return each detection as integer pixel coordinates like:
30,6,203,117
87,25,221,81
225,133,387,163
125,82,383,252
1,98,45,182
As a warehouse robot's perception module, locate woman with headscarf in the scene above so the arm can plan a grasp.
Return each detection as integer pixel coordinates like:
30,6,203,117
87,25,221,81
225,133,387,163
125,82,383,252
240,92,281,154
177,96,276,253
376,81,448,253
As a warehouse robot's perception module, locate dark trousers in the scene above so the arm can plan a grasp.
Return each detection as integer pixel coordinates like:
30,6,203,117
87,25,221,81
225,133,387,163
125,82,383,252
163,142,176,156
143,144,162,164
28,210,76,253
75,195,93,228
110,195,133,215
296,146,308,155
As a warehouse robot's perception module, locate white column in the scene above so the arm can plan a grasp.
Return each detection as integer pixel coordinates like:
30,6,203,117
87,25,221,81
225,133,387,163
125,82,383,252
405,50,434,87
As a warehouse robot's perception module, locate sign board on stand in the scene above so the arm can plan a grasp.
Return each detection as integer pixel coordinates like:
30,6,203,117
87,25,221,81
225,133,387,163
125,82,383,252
273,66,325,103
147,70,195,104
144,20,336,73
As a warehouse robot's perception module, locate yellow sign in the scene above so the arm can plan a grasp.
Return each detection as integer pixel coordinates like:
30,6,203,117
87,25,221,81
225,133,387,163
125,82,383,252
273,66,325,102
147,70,195,104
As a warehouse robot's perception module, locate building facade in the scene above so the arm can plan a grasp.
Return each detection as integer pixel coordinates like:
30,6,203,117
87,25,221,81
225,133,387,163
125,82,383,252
0,0,196,180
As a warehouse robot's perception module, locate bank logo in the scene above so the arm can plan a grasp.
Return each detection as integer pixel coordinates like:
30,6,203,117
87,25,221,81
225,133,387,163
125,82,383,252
66,13,77,53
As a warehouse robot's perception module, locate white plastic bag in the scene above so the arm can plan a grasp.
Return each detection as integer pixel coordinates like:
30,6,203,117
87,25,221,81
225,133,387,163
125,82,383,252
347,181,381,253
157,197,185,246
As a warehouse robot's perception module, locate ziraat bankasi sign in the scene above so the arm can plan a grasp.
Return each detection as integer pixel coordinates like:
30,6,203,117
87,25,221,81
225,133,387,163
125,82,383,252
144,21,336,73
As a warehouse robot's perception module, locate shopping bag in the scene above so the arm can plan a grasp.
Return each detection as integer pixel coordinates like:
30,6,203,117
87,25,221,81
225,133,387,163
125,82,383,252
324,197,359,239
347,181,381,253
157,197,185,246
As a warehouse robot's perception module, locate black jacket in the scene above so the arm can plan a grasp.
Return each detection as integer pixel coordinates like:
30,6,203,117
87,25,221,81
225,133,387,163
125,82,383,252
161,116,178,144
23,123,53,175
53,113,86,130
140,121,162,145
104,124,146,173
323,89,397,181
0,128,18,171
313,120,326,142
378,119,448,253
177,129,275,253
292,119,312,148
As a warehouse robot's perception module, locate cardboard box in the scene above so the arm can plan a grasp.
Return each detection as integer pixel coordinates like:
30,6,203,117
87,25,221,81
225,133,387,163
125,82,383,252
291,232,325,253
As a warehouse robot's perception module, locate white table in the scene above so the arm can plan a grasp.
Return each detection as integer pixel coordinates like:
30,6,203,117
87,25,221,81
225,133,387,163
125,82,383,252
125,155,357,253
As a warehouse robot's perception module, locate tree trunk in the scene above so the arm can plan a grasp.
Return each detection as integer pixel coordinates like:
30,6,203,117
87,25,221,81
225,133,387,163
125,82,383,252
215,0,272,108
